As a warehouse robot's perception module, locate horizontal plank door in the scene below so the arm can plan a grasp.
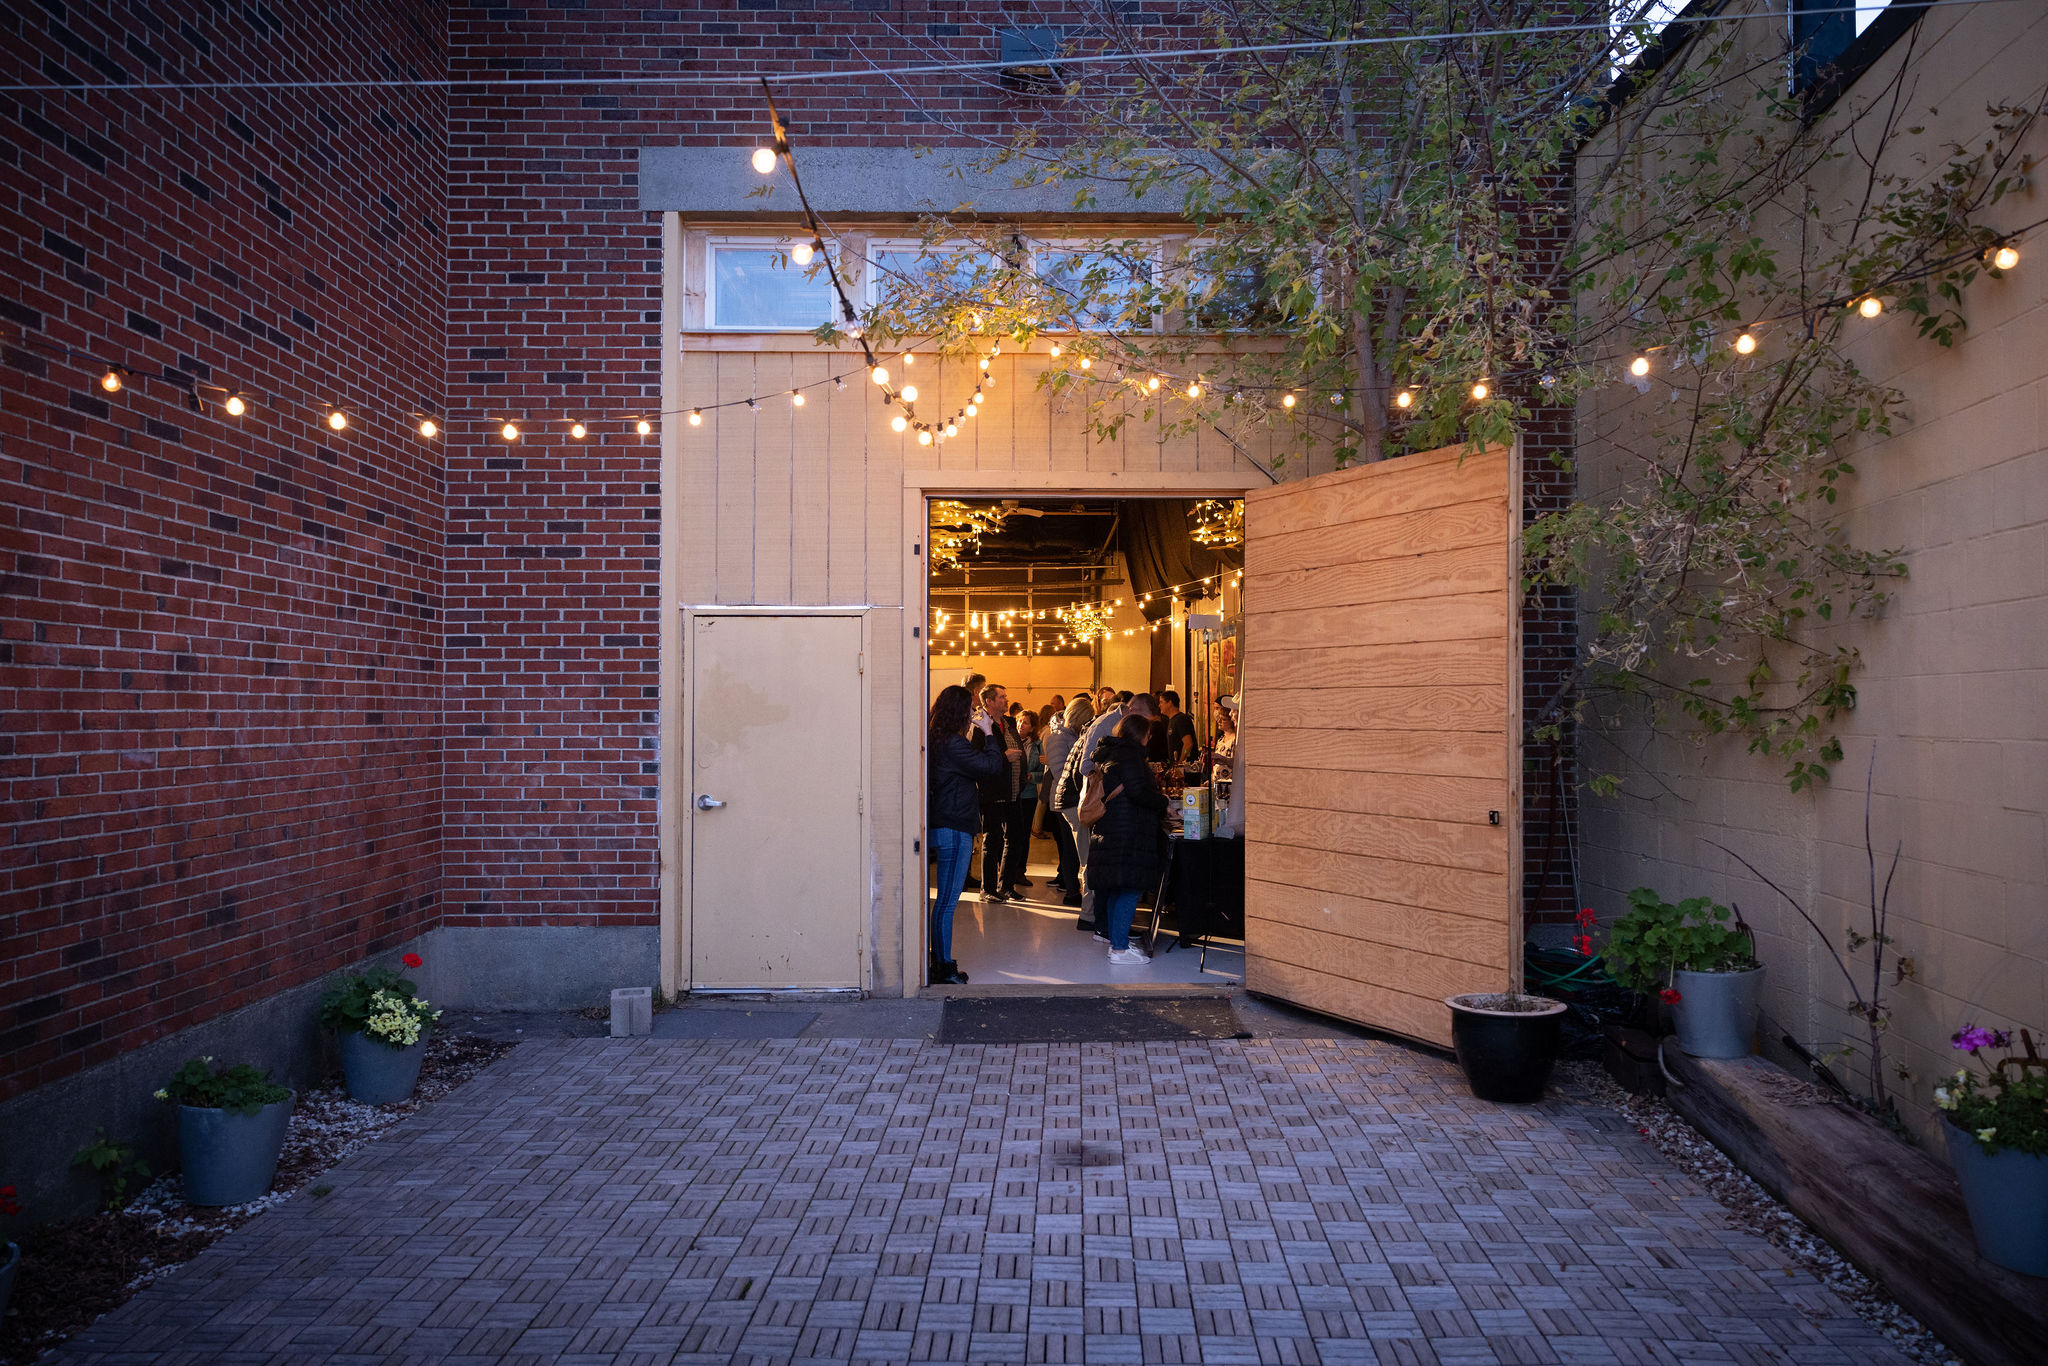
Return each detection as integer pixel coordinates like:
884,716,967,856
1241,442,1520,1046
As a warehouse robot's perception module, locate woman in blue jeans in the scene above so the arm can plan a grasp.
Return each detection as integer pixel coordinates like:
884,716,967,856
928,684,1013,984
1085,714,1168,964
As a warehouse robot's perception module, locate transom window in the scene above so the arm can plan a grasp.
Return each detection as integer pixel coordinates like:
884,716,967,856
705,239,836,331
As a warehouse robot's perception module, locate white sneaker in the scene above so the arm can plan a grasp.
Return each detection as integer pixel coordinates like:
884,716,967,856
1092,931,1110,944
1106,947,1149,965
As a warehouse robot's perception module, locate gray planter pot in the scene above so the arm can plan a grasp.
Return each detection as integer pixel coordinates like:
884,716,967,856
0,1240,18,1324
340,1030,428,1104
179,1097,293,1207
1670,965,1764,1058
1945,1120,2048,1277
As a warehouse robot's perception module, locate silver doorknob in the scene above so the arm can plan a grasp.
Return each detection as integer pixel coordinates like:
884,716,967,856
696,794,726,810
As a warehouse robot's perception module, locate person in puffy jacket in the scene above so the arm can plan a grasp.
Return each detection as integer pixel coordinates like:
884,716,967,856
1086,714,1168,964
928,685,1012,984
1042,694,1092,902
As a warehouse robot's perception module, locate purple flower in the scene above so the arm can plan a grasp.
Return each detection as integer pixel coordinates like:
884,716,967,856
1951,1025,2010,1052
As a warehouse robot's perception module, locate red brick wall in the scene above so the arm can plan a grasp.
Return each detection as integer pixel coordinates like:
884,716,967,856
0,2,447,1100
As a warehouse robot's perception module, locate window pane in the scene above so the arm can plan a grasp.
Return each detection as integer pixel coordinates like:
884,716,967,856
711,246,833,329
1189,254,1286,331
868,246,989,307
1037,248,1153,331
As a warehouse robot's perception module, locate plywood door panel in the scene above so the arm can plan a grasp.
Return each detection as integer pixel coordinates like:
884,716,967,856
1243,441,1518,1047
690,613,864,988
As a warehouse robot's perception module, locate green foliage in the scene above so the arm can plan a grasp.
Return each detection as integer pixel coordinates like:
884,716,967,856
1936,1034,2048,1158
837,0,2038,792
1601,887,1758,995
319,967,440,1048
155,1057,291,1116
70,1128,150,1211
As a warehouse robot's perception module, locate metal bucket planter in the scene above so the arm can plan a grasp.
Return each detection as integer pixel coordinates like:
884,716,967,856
1445,994,1567,1103
179,1097,293,1207
1670,966,1764,1058
1945,1121,2048,1277
339,1030,427,1104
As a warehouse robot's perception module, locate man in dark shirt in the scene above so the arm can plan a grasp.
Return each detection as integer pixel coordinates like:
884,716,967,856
1159,689,1197,767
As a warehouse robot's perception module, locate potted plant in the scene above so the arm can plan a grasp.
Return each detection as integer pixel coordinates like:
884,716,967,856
319,953,441,1104
1,1183,19,1324
1934,1024,2048,1277
1602,887,1762,1058
155,1057,294,1207
1444,989,1569,1103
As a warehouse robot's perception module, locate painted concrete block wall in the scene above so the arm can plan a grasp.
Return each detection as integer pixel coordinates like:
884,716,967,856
0,2,447,1104
1575,5,2048,1134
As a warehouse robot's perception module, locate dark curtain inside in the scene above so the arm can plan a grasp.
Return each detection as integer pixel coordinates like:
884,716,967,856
1118,500,1243,621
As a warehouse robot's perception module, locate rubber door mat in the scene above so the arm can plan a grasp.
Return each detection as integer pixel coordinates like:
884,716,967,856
939,995,1247,1044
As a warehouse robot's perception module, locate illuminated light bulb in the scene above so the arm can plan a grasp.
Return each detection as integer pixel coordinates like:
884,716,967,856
328,409,348,431
1114,598,1123,607
1186,381,1201,398
870,365,889,386
1734,332,1757,355
1282,392,1296,408
1330,392,1344,405
899,385,918,402
1078,356,1092,370
978,356,990,371
983,374,994,387
688,410,702,426
1470,381,1489,401
901,352,914,366
965,403,978,417
790,241,814,265
891,414,908,432
501,422,520,441
791,390,805,407
570,422,587,438
1859,296,1883,318
751,146,776,174
100,368,123,393
224,394,246,416
418,419,438,439
1147,376,1160,391
1049,343,1062,357
1994,245,2020,270
944,421,958,437
1630,355,1650,377
637,418,653,435
1394,390,1413,409
918,429,934,446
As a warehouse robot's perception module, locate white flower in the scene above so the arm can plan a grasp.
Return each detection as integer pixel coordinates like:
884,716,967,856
1932,1087,1954,1110
1976,1127,1997,1143
153,1088,169,1100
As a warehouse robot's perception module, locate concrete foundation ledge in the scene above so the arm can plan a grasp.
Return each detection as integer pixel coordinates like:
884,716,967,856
414,925,659,1012
1663,1048,2047,1366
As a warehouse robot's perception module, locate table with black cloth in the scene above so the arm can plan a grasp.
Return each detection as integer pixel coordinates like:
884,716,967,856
1149,834,1245,949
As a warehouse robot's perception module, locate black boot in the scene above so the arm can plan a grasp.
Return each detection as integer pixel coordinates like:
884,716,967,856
943,959,970,984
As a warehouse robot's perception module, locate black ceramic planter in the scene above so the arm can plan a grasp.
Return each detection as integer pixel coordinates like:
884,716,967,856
1445,994,1567,1103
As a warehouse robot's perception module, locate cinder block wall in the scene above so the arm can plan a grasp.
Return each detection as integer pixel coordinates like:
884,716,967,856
1575,4,2048,1135
0,2,449,1106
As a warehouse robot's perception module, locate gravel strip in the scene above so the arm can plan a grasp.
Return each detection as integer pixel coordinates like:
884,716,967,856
1557,1060,1963,1366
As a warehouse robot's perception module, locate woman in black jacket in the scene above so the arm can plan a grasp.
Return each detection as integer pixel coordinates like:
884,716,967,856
928,684,1013,984
1086,714,1168,964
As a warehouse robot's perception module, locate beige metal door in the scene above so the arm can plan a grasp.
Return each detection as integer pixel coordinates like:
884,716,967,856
1241,443,1520,1046
690,613,864,989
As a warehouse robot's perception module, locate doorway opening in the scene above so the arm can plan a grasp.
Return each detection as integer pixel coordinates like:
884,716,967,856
923,496,1247,989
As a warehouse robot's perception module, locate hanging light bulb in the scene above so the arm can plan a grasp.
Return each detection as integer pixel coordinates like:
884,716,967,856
891,414,908,432
1470,381,1489,401
1394,390,1413,409
1330,392,1344,405
871,365,889,386
501,421,520,441
944,421,958,437
965,402,978,417
1078,356,1092,370
978,356,991,372
328,409,348,431
570,421,587,438
1993,244,2020,270
688,410,702,426
1147,376,1160,391
918,429,934,446
1048,343,1062,357
1186,381,1202,399
899,385,918,403
100,368,123,393
1630,355,1651,377
790,240,814,266
1734,332,1757,355
751,147,777,174
791,390,805,407
418,419,438,439
901,352,914,367
1858,296,1883,318
1282,392,1296,408
638,418,654,435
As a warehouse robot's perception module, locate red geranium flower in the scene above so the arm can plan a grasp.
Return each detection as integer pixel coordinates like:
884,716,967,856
402,952,423,969
1659,987,1682,1005
1575,907,1598,928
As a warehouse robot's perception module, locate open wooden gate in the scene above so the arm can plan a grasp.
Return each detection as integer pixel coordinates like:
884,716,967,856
1240,442,1520,1046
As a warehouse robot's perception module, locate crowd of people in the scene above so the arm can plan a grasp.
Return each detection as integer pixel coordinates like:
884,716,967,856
926,671,1242,984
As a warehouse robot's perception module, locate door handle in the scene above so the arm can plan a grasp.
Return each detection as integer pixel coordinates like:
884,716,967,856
696,794,726,810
